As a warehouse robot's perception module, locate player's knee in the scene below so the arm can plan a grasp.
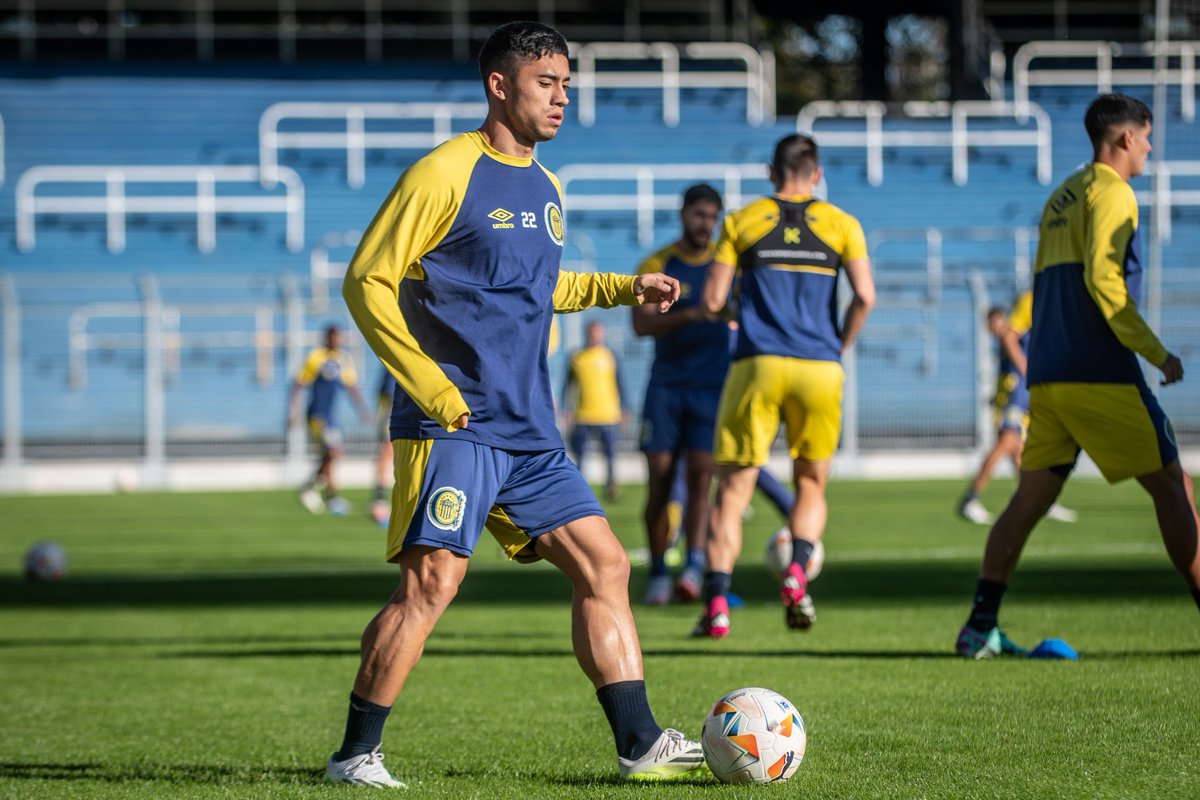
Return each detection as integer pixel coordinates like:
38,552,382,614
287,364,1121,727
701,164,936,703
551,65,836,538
408,562,464,611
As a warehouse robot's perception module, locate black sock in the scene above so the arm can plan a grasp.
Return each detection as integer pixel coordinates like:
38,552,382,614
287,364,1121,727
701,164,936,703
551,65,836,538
791,539,815,573
372,485,386,503
1192,588,1200,613
703,571,731,604
596,680,662,760
966,578,1007,631
335,692,392,761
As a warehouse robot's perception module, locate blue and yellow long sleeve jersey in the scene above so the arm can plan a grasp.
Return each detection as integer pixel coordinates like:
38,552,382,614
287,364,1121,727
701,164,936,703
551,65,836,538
714,196,867,363
343,131,639,451
1028,162,1167,385
636,243,730,388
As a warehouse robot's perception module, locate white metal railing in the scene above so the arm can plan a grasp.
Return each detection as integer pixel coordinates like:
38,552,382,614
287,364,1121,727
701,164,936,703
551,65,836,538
556,162,822,247
15,165,305,254
259,101,487,189
868,226,1039,291
1,275,19,469
1013,40,1200,122
571,41,775,127
797,100,1052,187
1135,160,1200,243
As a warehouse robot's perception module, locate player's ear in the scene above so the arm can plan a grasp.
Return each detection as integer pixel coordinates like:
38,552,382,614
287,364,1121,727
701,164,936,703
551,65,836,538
485,71,508,101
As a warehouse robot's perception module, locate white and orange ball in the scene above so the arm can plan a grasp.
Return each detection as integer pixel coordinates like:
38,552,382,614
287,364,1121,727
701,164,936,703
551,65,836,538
701,687,806,784
765,528,824,581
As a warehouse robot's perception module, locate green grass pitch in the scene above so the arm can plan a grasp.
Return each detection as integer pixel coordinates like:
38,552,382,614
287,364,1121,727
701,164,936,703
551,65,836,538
1,478,1198,799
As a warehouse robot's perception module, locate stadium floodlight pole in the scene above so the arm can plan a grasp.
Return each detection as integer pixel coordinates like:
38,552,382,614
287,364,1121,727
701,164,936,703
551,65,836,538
1147,0,1170,369
138,274,166,483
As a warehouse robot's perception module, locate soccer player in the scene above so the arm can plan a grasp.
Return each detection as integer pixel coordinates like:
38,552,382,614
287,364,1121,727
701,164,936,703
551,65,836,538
563,321,626,500
693,133,875,638
287,324,371,516
956,94,1200,659
330,21,705,786
957,296,1077,525
633,183,728,605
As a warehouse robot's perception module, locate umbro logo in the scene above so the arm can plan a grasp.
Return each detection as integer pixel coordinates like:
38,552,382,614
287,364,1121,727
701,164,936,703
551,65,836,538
488,208,516,229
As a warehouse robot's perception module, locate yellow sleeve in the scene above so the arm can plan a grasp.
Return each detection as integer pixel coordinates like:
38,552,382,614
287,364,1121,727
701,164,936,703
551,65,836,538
339,353,358,387
841,213,868,261
342,143,473,432
636,248,668,276
295,349,323,385
713,212,739,267
553,271,639,313
1084,183,1168,367
1008,291,1033,336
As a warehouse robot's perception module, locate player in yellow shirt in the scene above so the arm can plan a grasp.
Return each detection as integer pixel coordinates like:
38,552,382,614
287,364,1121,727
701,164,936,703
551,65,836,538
957,94,1200,659
957,294,1077,525
329,21,705,786
286,324,371,516
694,134,876,638
563,321,626,500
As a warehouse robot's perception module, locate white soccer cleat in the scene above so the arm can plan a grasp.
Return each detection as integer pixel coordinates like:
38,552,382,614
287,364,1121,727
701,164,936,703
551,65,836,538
1046,503,1078,523
299,487,326,514
325,748,406,788
957,497,994,525
618,728,707,781
642,574,673,606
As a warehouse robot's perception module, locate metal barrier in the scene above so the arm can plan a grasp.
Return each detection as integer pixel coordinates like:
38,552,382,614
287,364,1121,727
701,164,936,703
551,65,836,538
15,164,305,254
571,41,775,127
796,100,1053,186
1013,40,1200,122
556,162,813,247
258,101,488,189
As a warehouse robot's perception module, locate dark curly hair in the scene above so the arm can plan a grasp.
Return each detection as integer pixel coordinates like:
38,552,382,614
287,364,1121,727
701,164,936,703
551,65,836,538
478,21,569,79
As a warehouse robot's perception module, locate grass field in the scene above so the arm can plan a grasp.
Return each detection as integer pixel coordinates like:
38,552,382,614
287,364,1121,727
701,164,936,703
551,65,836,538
1,478,1198,799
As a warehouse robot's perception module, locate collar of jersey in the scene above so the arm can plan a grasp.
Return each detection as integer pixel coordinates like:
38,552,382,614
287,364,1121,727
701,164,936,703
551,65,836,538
669,242,716,266
1090,161,1122,182
469,130,534,168
774,193,815,203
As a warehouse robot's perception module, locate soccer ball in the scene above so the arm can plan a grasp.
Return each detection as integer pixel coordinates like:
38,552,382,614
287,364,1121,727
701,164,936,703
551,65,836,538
701,687,807,784
24,541,68,581
764,528,824,581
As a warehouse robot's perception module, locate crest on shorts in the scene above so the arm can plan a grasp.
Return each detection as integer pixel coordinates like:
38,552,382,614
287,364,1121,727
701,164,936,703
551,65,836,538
427,486,467,531
544,202,564,246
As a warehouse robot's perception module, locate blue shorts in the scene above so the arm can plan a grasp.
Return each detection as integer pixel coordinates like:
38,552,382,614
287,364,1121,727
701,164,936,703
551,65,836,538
640,382,723,454
386,438,605,562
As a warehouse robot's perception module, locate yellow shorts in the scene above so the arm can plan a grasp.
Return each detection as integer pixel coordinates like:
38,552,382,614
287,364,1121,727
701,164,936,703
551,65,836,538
713,356,843,466
1022,383,1178,483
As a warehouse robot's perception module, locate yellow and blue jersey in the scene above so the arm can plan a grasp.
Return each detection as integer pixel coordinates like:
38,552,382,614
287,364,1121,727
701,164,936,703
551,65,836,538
567,345,623,425
714,195,867,363
295,347,357,423
996,291,1033,410
637,243,729,388
1028,162,1167,386
343,131,638,451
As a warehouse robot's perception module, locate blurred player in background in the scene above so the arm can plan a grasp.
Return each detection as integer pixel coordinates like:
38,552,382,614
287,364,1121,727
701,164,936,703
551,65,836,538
287,324,371,516
370,370,398,526
957,94,1200,659
563,320,626,500
633,183,728,605
695,133,875,638
331,21,705,787
958,295,1076,525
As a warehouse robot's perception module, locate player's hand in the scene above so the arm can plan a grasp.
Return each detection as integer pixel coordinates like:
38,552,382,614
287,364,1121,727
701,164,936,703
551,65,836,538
1159,353,1184,385
633,273,680,313
451,413,470,430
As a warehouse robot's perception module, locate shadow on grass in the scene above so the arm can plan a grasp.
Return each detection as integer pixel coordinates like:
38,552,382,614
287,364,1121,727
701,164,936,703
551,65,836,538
0,629,558,650
0,762,321,784
0,562,1186,609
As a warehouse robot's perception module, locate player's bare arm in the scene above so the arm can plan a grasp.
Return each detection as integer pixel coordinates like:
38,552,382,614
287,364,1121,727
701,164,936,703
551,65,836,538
630,300,715,337
700,261,736,315
839,257,876,354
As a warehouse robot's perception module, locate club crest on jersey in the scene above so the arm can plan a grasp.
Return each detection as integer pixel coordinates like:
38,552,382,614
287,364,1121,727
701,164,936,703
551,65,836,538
427,486,467,531
544,202,564,246
488,208,515,229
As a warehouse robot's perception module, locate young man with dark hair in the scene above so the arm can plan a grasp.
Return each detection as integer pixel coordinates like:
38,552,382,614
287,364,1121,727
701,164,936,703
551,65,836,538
633,183,728,605
329,20,705,785
956,93,1200,659
695,134,875,638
